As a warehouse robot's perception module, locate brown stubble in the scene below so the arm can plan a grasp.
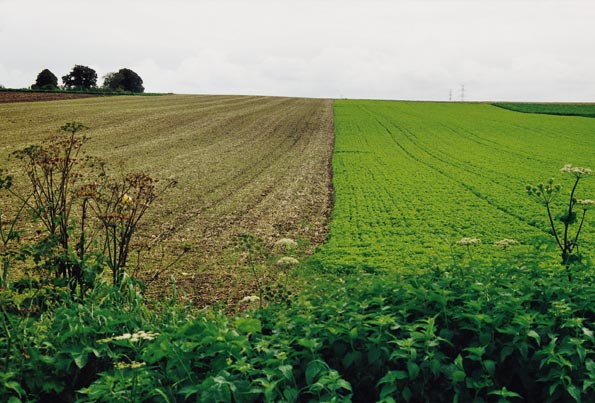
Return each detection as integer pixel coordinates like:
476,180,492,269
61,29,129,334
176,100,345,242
0,95,334,306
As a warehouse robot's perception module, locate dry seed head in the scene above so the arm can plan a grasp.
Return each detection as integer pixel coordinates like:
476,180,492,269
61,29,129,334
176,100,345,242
121,193,133,205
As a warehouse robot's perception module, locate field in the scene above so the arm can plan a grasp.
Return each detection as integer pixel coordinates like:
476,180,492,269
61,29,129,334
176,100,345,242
312,100,595,272
494,102,595,118
0,95,334,304
0,90,102,103
6,97,595,402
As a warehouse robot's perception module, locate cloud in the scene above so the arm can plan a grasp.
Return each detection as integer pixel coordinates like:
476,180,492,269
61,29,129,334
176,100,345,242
1,0,594,101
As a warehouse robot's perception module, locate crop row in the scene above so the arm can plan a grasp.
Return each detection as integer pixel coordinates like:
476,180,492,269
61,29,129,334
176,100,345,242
313,100,595,273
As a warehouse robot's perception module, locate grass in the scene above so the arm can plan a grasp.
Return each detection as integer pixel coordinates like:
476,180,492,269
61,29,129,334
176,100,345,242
0,95,334,305
311,100,595,273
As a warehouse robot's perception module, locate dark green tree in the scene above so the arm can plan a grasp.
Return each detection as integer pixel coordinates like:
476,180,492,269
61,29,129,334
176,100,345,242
103,68,144,93
62,65,97,90
32,69,59,90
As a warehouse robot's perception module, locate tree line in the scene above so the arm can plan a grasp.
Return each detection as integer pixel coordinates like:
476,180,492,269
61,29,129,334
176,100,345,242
31,65,144,93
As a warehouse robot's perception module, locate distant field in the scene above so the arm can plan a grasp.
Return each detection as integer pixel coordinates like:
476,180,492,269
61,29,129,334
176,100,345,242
312,100,595,273
0,95,334,304
494,102,595,118
0,90,101,103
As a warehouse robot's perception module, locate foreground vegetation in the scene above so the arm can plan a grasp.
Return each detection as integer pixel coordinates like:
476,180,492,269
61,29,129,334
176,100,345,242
4,256,595,402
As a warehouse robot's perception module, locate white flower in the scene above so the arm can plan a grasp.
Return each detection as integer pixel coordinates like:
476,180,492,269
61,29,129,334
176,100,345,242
113,333,132,340
115,361,146,369
274,238,298,249
493,239,518,250
560,164,592,178
240,295,260,303
575,199,595,210
129,330,159,342
106,330,159,343
456,237,481,246
275,256,300,268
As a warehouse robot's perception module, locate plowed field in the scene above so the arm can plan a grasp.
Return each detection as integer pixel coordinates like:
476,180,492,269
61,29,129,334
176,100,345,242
0,95,334,305
0,90,101,103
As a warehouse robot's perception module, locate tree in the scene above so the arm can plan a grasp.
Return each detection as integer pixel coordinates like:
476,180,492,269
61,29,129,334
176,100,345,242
62,65,97,90
32,69,59,90
103,68,144,93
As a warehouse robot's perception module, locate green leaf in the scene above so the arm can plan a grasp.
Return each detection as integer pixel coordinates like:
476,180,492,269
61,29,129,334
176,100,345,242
4,381,24,395
73,351,89,369
368,347,382,364
452,370,466,383
283,387,298,402
527,330,541,345
407,361,420,379
235,318,262,334
568,384,581,403
483,360,496,374
337,379,352,391
179,384,201,399
305,360,327,385
152,388,171,403
378,370,408,384
402,386,412,401
380,383,397,398
488,387,521,398
278,365,294,382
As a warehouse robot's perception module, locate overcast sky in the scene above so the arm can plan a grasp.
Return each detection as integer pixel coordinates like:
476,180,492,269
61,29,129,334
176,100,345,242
1,0,594,101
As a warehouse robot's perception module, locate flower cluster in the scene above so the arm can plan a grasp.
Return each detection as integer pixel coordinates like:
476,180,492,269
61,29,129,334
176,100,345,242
493,238,518,250
526,178,561,205
240,295,260,304
115,361,146,369
575,199,595,210
274,238,298,249
275,256,300,268
456,237,481,246
98,330,160,344
560,164,592,178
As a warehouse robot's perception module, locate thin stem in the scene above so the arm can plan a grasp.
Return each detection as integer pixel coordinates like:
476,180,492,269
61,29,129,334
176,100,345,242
545,202,563,252
563,177,581,250
572,209,587,253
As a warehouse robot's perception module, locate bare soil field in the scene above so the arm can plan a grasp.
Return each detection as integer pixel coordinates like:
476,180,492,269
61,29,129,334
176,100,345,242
0,90,101,103
0,95,334,306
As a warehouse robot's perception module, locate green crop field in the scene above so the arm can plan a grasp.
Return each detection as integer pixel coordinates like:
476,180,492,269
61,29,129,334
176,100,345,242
494,102,595,118
313,100,595,273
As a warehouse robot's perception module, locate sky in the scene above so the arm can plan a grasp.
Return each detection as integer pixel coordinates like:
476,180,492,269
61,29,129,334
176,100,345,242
1,0,594,102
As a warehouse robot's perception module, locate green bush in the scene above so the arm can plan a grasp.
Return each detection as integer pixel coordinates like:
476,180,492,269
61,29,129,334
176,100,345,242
4,255,595,402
